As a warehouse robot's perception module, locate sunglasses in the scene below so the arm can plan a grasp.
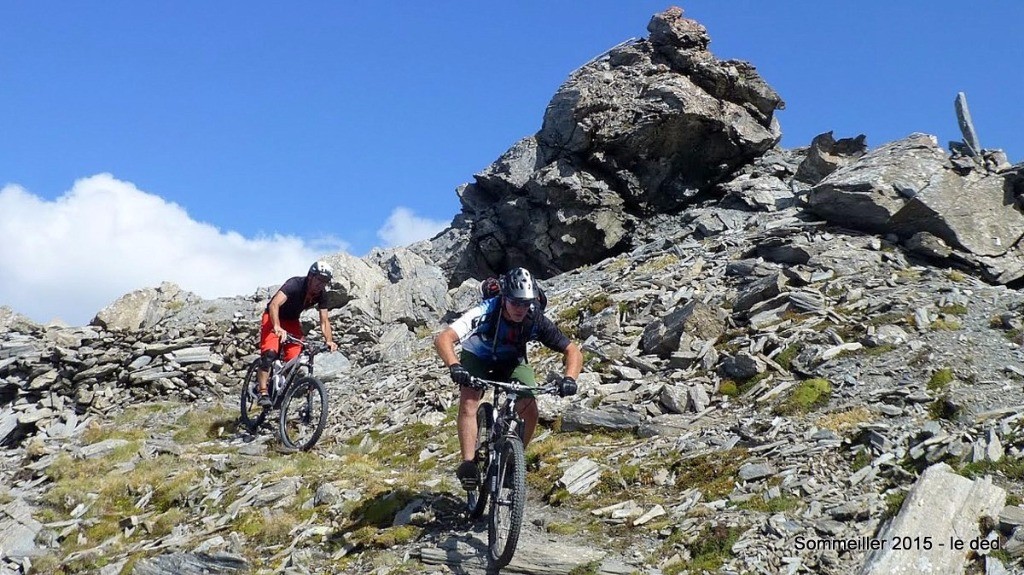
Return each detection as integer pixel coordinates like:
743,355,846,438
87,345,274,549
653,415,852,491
506,298,533,309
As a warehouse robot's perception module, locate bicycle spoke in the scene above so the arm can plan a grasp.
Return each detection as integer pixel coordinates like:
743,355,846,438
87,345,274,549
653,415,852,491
239,360,269,431
279,377,328,451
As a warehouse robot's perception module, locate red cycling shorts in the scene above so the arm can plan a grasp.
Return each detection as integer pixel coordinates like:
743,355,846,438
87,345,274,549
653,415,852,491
259,312,304,362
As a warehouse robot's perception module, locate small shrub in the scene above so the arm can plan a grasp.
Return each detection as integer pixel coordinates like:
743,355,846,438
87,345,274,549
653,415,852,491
568,561,602,575
815,403,872,429
234,509,299,546
584,294,615,315
851,449,871,471
681,523,745,573
927,395,960,420
548,522,582,536
930,318,962,331
883,491,907,519
774,344,802,371
673,449,747,499
862,344,896,356
959,458,1024,481
637,254,680,273
348,524,421,548
775,378,831,415
927,368,954,391
736,495,800,513
939,303,968,315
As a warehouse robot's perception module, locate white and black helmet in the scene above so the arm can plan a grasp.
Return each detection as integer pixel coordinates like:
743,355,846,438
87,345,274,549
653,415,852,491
500,267,536,302
308,260,333,282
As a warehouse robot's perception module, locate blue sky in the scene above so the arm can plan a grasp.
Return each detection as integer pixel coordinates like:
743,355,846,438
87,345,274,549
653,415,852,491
2,2,1021,325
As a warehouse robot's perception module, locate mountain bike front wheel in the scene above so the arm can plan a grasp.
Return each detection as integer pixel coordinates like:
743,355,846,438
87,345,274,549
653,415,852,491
239,359,268,432
278,376,328,451
488,436,526,568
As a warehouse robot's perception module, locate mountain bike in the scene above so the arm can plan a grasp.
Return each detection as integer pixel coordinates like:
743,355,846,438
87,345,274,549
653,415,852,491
239,334,330,451
464,376,558,569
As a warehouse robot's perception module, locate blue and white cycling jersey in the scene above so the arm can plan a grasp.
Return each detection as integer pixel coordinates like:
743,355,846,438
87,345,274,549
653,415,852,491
448,298,570,363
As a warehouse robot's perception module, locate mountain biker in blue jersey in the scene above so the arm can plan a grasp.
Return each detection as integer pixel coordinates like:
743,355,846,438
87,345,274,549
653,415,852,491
434,267,582,488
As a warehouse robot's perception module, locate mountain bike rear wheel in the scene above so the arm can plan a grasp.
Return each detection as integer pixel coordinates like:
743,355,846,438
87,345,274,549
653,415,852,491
467,402,494,519
278,376,328,451
239,359,268,432
488,436,526,568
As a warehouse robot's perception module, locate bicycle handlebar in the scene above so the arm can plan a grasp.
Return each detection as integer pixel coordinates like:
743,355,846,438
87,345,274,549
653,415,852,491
281,334,330,356
468,376,559,396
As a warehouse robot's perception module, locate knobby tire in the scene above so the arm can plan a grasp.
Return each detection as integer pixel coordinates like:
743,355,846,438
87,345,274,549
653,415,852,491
468,402,494,519
488,436,526,568
278,376,328,451
277,375,327,451
239,360,268,432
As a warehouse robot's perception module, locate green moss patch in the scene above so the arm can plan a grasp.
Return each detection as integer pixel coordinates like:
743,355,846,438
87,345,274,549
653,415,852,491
775,378,831,415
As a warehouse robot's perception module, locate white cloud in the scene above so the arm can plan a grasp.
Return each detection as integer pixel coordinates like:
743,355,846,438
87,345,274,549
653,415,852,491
376,206,448,248
0,174,348,326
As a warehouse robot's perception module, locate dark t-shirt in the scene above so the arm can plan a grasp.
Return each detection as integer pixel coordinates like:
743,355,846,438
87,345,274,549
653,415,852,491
266,276,325,321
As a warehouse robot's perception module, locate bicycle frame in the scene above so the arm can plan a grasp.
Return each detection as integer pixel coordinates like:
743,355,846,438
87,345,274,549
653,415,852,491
271,335,323,400
472,376,558,461
467,376,557,568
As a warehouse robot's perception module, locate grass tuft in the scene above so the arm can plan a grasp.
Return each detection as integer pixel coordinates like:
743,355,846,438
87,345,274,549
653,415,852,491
775,378,831,415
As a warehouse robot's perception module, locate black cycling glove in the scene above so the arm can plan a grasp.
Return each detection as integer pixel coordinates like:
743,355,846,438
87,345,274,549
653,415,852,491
450,364,472,387
558,376,578,397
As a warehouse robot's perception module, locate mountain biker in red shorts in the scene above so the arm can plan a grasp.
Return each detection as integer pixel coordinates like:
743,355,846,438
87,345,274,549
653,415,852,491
256,261,339,406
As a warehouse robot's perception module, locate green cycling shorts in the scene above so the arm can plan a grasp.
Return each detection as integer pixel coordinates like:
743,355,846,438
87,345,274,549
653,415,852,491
459,351,537,398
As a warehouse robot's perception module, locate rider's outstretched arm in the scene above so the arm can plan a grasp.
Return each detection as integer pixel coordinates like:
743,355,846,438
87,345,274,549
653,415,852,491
434,328,460,368
319,308,337,352
268,291,288,339
562,342,583,379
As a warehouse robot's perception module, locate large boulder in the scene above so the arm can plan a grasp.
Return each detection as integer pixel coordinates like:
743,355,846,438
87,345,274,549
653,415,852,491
367,248,449,328
794,131,868,185
807,133,1024,273
860,463,1004,575
91,282,203,331
0,307,40,334
807,133,949,231
891,169,1024,258
444,7,784,283
319,252,388,312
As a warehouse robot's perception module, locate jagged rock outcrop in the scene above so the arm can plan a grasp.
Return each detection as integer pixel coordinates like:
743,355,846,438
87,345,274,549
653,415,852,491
807,133,1024,283
91,282,204,331
441,7,784,283
794,131,868,185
